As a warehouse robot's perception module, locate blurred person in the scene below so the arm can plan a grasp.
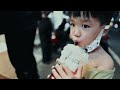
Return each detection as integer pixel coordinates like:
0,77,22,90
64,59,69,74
48,11,70,52
0,11,41,79
38,11,53,64
55,18,70,51
48,11,116,79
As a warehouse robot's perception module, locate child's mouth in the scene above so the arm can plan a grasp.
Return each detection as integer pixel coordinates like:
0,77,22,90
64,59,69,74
74,42,78,45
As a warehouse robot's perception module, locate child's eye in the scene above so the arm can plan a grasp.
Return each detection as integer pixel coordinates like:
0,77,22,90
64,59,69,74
70,23,75,27
82,24,90,29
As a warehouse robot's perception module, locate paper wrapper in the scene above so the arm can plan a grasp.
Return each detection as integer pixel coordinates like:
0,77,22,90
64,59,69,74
59,44,89,72
48,44,89,79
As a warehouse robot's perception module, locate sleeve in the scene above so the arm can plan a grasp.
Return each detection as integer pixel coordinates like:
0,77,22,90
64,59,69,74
84,68,115,79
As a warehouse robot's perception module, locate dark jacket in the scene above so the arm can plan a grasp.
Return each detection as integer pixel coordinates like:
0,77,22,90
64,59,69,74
0,11,41,34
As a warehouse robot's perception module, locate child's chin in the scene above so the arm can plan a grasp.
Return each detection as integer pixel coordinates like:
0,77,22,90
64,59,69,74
76,43,81,47
78,44,86,48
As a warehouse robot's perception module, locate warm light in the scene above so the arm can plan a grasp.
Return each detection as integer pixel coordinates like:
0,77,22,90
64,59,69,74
110,22,113,26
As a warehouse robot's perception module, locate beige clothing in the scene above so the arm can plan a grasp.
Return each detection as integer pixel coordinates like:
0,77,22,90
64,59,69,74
0,34,17,79
0,51,18,79
82,64,115,79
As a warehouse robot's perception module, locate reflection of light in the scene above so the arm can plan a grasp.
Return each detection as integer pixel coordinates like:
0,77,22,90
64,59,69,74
114,24,118,28
119,18,120,22
51,35,56,39
51,32,56,39
111,17,114,22
110,22,113,26
105,25,110,29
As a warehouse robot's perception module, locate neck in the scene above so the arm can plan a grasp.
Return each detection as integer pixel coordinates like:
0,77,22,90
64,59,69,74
88,46,101,54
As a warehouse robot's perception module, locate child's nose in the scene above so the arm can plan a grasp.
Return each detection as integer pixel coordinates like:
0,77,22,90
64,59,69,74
73,29,81,37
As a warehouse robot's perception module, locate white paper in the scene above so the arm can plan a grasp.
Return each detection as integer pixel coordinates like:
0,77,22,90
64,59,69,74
59,44,89,72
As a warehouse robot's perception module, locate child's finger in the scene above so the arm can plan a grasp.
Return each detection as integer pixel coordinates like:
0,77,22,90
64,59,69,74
56,58,64,64
51,76,55,79
47,74,51,79
52,68,61,79
61,64,73,77
76,62,83,78
55,64,69,79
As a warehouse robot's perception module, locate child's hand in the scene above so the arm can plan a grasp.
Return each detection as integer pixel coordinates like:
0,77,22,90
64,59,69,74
51,63,83,79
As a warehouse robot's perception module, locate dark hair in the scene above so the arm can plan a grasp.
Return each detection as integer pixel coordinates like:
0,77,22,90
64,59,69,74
68,11,115,25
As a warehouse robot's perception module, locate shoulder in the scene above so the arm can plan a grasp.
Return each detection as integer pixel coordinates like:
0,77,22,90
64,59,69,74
97,47,114,70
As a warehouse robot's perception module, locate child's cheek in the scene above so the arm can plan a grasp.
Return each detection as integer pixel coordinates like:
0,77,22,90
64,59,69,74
77,37,88,47
69,30,74,39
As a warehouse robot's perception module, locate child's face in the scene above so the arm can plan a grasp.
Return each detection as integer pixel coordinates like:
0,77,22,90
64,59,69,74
69,15,105,48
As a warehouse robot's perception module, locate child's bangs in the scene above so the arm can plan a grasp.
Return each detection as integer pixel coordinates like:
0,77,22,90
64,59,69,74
69,11,91,18
68,11,115,25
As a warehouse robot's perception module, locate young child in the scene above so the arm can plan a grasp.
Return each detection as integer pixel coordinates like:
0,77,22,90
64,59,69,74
48,11,115,79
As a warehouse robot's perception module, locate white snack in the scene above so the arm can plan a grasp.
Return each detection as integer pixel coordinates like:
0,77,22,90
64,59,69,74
59,44,89,72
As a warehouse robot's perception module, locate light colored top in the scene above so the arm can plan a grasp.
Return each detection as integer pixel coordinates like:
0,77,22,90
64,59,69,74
82,64,115,79
0,51,18,79
0,34,17,79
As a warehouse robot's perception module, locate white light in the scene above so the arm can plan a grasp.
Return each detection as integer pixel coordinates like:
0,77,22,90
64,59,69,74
114,24,118,28
111,17,114,22
51,32,56,39
105,25,110,29
119,18,120,22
